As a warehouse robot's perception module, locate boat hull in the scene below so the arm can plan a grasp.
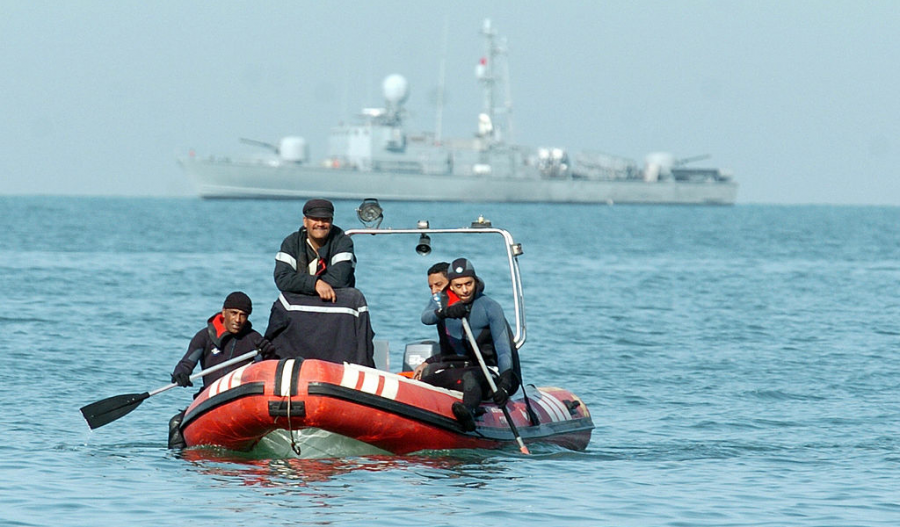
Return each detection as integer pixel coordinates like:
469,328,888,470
181,358,594,455
179,157,738,205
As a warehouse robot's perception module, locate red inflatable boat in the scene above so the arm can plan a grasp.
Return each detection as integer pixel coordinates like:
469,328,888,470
181,357,593,454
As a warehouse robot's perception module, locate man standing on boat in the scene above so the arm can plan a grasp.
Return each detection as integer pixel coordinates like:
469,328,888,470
266,199,373,366
273,198,356,302
417,258,521,431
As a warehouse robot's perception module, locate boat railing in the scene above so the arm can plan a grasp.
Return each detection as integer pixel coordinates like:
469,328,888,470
346,219,526,350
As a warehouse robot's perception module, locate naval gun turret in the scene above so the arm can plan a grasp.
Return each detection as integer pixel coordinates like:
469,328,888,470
643,152,730,183
239,136,309,164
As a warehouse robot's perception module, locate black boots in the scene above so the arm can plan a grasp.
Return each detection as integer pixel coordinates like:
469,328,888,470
168,410,186,449
452,402,476,432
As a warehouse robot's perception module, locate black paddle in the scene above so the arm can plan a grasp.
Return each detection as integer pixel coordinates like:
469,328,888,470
461,318,530,454
80,350,258,429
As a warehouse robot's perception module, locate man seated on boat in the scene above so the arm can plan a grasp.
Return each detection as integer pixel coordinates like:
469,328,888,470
426,261,450,296
168,291,276,449
273,198,356,302
421,261,451,354
170,292,276,393
415,258,522,431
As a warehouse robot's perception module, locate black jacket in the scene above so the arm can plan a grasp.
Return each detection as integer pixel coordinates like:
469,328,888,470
172,313,265,387
264,288,375,367
274,225,355,294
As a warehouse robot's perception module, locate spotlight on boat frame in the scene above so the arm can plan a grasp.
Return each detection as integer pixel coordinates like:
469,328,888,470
415,220,431,255
356,198,383,228
416,233,431,256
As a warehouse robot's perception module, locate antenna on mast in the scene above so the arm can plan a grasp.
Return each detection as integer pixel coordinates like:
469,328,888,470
435,17,449,143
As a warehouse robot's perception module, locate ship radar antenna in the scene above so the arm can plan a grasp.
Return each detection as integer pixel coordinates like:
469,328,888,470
382,74,409,126
435,17,449,143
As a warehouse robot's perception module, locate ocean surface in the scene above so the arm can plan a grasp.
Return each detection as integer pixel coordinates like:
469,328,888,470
1,197,898,526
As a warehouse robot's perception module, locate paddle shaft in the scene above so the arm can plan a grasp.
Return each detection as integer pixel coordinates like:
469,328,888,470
461,317,530,454
148,349,259,396
81,349,259,429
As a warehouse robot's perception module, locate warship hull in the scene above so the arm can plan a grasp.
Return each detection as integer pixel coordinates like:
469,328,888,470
180,156,738,204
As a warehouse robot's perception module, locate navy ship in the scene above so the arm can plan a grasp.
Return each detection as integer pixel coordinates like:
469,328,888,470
179,20,737,204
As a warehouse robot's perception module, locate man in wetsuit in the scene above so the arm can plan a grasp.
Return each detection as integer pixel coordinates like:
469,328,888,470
417,258,521,431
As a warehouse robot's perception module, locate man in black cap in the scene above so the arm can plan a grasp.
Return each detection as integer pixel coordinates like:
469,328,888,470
417,258,522,431
170,292,276,392
274,198,356,302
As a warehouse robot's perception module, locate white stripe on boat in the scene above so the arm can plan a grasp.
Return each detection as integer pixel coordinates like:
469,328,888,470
360,369,380,394
379,375,399,400
280,359,296,397
340,366,362,391
542,392,572,421
533,393,567,422
340,364,402,401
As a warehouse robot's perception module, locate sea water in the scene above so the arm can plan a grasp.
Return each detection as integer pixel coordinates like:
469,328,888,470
1,197,898,526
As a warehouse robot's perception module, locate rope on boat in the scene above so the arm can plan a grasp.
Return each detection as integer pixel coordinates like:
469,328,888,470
286,395,301,455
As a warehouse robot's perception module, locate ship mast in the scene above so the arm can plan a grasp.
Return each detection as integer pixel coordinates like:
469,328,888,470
476,19,512,147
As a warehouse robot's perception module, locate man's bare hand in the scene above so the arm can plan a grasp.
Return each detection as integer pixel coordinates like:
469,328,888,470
315,280,336,303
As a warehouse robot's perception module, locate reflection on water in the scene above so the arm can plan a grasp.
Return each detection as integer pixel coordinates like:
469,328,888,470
178,448,512,489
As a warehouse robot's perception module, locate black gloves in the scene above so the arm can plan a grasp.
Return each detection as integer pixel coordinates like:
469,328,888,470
492,386,509,406
443,302,469,319
257,338,278,360
171,372,193,387
492,370,516,406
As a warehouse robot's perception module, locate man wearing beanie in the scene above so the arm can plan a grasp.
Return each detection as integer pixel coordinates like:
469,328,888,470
170,291,275,392
274,198,356,303
168,292,276,448
418,258,522,432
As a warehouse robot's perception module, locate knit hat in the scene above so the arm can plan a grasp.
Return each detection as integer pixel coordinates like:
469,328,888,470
447,258,477,281
303,199,334,219
222,291,252,314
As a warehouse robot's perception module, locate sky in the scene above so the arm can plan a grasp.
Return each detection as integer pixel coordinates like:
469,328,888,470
1,1,898,205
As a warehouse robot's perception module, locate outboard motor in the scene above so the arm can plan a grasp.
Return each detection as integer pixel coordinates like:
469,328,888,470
402,341,440,372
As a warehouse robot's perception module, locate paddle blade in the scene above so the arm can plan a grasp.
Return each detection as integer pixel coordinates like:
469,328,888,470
517,440,531,455
80,392,150,429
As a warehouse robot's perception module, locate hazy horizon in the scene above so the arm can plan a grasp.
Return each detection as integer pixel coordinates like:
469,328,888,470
2,1,898,205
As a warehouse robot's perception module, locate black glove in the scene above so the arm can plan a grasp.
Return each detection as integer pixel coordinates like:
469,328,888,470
443,302,469,319
434,308,447,320
497,369,516,392
492,370,516,405
492,386,509,406
171,372,193,387
257,338,278,360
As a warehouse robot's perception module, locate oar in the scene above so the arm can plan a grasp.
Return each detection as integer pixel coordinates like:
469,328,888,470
80,350,258,430
461,318,530,454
